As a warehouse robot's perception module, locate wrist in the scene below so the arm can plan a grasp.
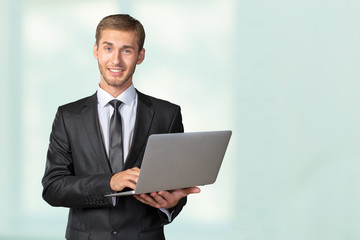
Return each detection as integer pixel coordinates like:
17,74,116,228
109,173,119,191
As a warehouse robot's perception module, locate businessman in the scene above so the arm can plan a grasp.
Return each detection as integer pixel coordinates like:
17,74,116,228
42,14,200,240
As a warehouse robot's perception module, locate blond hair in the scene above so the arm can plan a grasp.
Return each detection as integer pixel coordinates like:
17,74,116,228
95,14,145,50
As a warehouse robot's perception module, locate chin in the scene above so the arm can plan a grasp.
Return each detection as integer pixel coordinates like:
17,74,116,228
106,78,130,88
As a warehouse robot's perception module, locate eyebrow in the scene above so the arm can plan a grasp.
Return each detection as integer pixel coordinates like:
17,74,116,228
122,45,136,50
101,42,136,50
101,41,114,46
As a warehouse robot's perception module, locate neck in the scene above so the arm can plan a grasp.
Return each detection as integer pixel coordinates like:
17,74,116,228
99,80,132,98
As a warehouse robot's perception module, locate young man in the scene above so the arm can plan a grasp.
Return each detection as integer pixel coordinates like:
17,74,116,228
42,14,200,240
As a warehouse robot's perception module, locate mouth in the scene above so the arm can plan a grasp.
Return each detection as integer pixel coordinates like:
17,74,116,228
108,68,125,76
109,68,125,73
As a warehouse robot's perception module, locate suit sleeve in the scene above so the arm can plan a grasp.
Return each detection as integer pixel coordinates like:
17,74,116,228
168,105,184,134
42,107,114,208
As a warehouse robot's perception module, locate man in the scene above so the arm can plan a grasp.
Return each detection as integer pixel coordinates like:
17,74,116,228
42,14,200,240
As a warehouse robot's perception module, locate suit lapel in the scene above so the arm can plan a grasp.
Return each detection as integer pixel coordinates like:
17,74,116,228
81,93,112,173
124,91,154,169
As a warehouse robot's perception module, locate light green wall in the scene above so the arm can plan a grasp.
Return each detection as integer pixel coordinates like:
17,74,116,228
1,0,359,239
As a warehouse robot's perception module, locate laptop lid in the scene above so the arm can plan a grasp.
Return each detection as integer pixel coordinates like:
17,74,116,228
105,130,232,197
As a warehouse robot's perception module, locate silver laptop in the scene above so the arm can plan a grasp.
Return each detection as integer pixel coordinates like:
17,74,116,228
105,130,232,197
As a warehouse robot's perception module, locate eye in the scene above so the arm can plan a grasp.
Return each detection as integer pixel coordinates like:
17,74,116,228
105,47,112,52
123,49,132,54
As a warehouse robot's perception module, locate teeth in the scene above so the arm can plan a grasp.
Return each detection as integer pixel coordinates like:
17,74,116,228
109,69,123,73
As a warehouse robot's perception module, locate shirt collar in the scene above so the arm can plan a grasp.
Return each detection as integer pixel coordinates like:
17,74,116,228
97,84,137,108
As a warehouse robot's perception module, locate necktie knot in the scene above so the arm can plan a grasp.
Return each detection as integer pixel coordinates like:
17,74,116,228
109,100,122,110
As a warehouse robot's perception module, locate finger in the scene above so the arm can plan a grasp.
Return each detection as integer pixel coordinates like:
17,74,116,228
121,175,139,189
130,167,140,172
145,194,161,208
122,180,137,190
171,187,201,197
125,168,140,176
156,191,182,209
136,194,160,208
157,191,173,200
113,171,139,183
123,173,139,182
110,170,139,191
116,174,138,188
150,192,168,207
184,187,201,194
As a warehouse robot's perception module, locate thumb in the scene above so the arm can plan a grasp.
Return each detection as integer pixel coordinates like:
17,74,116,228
183,187,201,195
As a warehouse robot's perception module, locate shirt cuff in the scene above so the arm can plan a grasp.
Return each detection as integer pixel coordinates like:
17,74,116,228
159,208,174,222
112,197,116,206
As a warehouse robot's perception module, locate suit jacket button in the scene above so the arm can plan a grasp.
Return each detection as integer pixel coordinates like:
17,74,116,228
111,230,118,235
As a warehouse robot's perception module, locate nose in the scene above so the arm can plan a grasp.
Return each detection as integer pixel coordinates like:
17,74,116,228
111,50,122,65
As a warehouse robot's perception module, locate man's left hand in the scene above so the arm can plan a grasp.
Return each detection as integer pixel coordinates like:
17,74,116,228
134,187,200,209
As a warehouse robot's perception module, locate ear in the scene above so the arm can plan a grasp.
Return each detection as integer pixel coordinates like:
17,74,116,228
137,48,145,65
93,43,98,59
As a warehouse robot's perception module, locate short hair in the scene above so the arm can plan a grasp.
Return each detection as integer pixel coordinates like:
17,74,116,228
95,14,146,51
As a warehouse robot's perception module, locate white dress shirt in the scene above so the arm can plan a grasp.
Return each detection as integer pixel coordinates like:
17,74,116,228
97,84,137,161
96,84,173,221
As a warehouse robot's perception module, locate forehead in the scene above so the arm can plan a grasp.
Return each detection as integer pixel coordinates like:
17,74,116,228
99,29,138,45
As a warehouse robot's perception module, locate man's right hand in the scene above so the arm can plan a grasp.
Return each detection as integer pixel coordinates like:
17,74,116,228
110,167,140,191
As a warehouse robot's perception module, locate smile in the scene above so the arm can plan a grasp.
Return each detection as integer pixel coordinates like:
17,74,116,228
109,68,124,73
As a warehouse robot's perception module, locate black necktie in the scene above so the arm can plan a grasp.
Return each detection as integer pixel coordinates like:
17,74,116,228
108,100,124,173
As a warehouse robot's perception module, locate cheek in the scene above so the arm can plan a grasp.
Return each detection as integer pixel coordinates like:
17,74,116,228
98,55,109,65
126,56,140,66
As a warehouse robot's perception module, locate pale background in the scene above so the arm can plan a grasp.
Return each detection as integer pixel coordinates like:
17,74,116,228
0,0,359,239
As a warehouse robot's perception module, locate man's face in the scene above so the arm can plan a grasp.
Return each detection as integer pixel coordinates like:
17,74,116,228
93,29,145,91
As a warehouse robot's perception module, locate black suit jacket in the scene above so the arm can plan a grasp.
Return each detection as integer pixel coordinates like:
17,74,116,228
42,90,186,240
